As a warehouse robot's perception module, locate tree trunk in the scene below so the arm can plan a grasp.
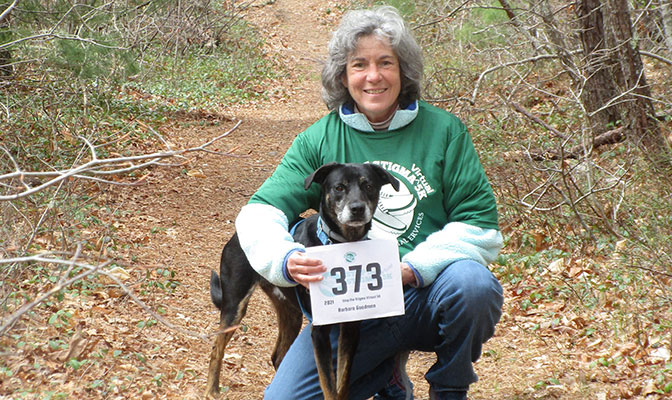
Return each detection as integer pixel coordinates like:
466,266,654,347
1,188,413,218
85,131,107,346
498,0,541,54
603,0,664,153
576,0,621,136
539,0,579,81
576,0,668,168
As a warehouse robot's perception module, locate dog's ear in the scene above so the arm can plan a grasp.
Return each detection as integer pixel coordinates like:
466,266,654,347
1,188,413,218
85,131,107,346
370,164,400,192
304,162,341,190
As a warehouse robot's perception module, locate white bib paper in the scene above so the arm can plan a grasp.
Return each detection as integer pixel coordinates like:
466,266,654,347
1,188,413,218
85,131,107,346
306,239,405,326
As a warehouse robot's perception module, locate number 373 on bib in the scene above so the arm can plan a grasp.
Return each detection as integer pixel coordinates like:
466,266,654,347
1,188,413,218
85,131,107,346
306,239,405,325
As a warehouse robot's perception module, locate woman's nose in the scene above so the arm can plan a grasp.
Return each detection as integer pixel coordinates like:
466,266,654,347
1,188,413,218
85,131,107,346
366,66,382,82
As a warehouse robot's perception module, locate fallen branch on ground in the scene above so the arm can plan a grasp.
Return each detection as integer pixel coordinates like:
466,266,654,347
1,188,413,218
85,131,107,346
510,102,625,160
0,120,242,201
0,252,236,339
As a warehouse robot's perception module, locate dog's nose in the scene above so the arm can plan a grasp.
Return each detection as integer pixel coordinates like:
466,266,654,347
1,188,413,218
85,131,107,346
350,203,366,218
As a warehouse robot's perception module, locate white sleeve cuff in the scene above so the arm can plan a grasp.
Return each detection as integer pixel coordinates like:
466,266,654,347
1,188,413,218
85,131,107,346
235,203,304,287
401,222,502,287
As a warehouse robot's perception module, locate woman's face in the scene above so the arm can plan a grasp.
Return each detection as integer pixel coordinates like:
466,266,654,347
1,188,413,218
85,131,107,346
342,35,401,123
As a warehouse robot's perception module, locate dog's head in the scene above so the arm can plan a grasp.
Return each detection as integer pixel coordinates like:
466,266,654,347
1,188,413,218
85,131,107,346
305,163,400,240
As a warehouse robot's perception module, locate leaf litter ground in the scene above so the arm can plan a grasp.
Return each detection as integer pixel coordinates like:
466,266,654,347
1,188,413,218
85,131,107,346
2,0,669,399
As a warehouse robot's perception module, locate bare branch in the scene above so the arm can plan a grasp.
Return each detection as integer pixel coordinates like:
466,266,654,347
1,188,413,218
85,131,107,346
510,101,569,140
470,51,582,104
640,50,672,67
0,253,217,340
0,0,19,23
411,0,471,30
0,121,242,201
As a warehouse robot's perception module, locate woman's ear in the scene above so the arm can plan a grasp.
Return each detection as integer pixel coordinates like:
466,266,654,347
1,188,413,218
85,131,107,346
341,73,348,87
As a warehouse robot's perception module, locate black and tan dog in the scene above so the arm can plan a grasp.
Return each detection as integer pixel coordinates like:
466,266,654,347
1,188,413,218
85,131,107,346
205,162,399,399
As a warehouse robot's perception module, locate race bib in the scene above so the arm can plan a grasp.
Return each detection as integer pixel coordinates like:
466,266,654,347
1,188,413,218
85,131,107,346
306,239,405,326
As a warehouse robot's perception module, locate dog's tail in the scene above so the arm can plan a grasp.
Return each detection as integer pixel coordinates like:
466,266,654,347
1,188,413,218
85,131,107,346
209,270,224,311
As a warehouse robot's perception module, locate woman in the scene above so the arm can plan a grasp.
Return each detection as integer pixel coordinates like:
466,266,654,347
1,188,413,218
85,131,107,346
235,6,504,400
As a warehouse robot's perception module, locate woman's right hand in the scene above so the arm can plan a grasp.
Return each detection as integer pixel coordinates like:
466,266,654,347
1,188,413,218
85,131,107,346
286,251,326,288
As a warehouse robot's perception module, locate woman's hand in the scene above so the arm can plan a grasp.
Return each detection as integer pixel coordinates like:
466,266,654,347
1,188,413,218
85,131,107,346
400,262,417,286
286,252,326,288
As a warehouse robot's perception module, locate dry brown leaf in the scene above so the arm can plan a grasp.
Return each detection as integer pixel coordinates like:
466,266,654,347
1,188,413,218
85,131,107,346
650,346,671,363
642,379,657,396
534,230,547,251
186,169,207,178
548,258,565,274
57,325,88,361
616,342,638,356
61,128,77,145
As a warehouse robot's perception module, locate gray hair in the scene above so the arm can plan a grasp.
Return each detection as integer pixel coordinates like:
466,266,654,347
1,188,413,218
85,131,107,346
321,6,424,110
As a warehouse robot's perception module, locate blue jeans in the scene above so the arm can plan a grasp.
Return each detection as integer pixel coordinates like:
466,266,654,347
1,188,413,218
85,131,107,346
265,260,504,399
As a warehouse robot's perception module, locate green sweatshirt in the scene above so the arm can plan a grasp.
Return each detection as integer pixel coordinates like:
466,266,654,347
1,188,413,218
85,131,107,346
249,100,499,259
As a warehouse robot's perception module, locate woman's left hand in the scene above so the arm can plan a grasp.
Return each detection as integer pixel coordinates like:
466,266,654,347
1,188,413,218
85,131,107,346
400,262,416,286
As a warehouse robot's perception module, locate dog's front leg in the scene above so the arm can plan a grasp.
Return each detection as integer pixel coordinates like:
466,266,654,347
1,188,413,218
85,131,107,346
336,321,360,400
311,324,337,399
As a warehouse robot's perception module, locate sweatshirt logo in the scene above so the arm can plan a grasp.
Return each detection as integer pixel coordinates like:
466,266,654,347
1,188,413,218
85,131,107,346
368,161,433,240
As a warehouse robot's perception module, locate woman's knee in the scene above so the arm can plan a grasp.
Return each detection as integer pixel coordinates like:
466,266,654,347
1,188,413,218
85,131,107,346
432,259,503,319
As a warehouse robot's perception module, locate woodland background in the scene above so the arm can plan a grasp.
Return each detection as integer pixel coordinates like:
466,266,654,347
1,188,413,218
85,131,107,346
1,0,671,398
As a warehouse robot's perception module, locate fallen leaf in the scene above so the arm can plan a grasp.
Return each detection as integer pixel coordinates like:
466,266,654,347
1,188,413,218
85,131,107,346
615,239,628,252
642,379,657,396
568,264,585,277
224,353,242,360
187,169,207,178
548,258,565,275
618,383,635,399
616,342,638,357
650,346,671,362
534,231,547,251
107,266,131,280
57,324,89,361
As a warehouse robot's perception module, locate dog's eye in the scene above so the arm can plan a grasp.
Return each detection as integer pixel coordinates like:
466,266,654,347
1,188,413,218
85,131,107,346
335,184,346,192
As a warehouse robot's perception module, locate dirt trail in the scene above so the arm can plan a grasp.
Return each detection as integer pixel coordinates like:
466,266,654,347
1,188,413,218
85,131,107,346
107,1,336,398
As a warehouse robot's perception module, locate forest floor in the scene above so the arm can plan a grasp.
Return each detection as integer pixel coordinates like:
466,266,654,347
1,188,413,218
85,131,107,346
2,0,668,399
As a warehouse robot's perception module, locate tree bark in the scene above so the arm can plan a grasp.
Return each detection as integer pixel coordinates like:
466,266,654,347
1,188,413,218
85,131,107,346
539,0,579,81
603,0,664,153
576,0,621,135
576,0,668,167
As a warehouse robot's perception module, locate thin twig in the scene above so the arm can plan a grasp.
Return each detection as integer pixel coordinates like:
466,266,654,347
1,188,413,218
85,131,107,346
0,0,19,23
510,101,569,140
640,50,672,67
0,121,242,201
470,51,582,104
0,254,225,340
